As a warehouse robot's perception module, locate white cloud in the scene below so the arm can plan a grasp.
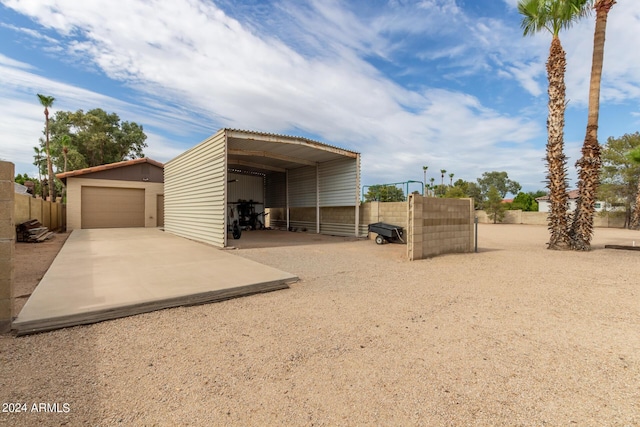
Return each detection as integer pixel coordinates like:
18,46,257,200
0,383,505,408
501,1,640,108
0,0,545,190
0,56,210,174
0,52,35,70
2,0,637,193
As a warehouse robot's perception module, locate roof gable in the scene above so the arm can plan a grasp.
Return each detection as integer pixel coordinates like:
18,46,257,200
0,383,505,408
56,158,163,180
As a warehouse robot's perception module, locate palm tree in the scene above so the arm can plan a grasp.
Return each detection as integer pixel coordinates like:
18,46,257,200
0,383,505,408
629,146,640,229
59,135,71,202
570,0,616,250
59,135,70,173
422,166,428,195
449,173,455,187
37,94,56,200
438,170,446,197
32,145,45,198
429,177,436,197
518,0,590,250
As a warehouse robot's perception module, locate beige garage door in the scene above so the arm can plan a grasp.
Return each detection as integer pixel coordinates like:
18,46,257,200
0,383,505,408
81,186,145,229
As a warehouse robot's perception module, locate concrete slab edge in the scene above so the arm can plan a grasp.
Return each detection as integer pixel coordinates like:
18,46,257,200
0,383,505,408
13,278,296,336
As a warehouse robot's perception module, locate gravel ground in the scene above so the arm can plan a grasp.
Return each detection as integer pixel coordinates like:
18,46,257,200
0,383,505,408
11,232,70,316
1,224,639,426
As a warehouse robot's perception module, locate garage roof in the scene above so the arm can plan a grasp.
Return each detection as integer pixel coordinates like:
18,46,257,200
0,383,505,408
56,158,164,181
225,129,359,174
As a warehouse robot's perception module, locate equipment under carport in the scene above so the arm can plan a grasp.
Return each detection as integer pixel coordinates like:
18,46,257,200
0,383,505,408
368,222,405,245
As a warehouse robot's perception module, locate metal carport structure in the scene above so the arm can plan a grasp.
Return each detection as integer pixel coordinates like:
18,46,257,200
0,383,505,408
164,129,361,248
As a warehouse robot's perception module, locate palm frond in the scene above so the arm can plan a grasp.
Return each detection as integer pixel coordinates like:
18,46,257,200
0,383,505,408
518,0,592,37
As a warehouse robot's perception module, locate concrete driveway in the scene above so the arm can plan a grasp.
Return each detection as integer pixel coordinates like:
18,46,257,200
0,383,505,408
12,228,297,335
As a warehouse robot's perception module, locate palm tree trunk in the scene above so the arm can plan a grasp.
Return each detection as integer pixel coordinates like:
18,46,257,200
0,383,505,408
546,36,570,250
44,109,55,201
631,179,640,229
33,147,43,198
570,0,615,250
62,151,68,202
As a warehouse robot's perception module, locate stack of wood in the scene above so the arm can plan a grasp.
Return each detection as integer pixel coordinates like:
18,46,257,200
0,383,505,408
15,219,54,243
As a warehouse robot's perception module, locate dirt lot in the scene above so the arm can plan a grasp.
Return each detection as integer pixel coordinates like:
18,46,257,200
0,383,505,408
11,232,70,316
1,224,638,426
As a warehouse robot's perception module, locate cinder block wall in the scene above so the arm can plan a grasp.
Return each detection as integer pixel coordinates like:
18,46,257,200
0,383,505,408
30,197,43,226
593,215,625,228
290,207,316,222
14,193,64,230
290,207,317,232
269,202,414,237
521,212,548,225
408,195,474,260
14,194,30,223
268,208,286,223
361,201,407,229
477,209,625,228
0,161,14,333
322,206,355,223
267,207,317,230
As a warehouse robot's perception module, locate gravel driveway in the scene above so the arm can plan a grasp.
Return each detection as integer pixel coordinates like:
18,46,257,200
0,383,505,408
1,224,638,426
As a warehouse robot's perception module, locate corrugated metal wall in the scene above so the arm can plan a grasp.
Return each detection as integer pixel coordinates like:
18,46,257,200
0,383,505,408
265,172,286,208
319,158,358,206
166,130,361,243
228,172,264,205
164,131,226,247
288,166,317,207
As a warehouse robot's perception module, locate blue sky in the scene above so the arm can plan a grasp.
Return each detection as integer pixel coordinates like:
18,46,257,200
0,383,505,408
1,0,639,194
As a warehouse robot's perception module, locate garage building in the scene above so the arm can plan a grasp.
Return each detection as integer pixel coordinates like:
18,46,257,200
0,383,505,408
57,158,165,230
164,129,361,248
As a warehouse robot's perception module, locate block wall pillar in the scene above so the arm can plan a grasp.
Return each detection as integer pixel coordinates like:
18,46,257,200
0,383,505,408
0,161,15,333
407,194,424,260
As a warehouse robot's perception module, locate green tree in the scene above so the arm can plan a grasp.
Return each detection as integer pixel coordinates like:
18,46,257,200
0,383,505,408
364,185,405,202
485,186,506,224
37,94,56,200
440,169,446,188
630,146,640,228
53,134,72,202
448,172,455,186
32,146,46,198
444,186,467,198
599,133,640,228
443,179,478,199
467,182,482,209
518,0,590,249
14,173,40,196
60,135,70,173
47,108,147,169
571,0,616,250
511,192,539,211
529,190,548,199
477,171,522,199
453,179,469,193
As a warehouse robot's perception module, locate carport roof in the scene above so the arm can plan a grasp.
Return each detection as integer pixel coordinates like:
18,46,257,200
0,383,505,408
56,158,164,180
224,128,359,174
